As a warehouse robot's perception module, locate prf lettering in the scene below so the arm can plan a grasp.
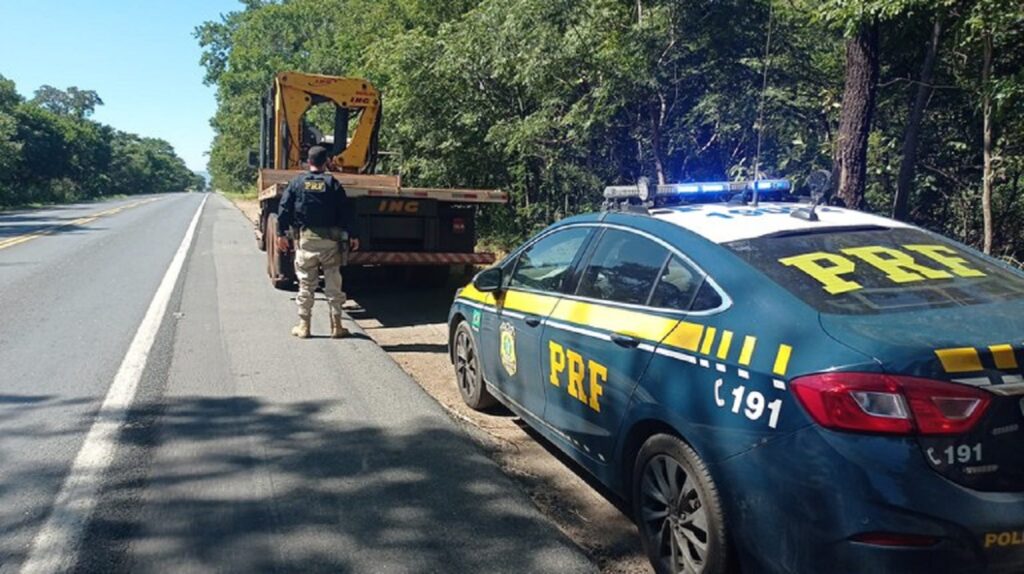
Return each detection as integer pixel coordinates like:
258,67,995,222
378,200,419,214
303,180,326,191
984,530,1024,548
779,243,986,295
549,341,606,412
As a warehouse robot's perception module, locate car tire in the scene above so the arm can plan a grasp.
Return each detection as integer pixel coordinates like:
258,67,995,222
633,434,730,574
452,321,496,410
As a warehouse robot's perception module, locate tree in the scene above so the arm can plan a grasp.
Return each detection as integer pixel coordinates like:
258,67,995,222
892,15,943,220
32,85,104,118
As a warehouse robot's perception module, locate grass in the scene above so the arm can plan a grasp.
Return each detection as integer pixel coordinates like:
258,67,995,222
0,193,132,213
217,189,258,202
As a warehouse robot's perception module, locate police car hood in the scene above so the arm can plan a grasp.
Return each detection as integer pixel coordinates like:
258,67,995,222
820,300,1024,493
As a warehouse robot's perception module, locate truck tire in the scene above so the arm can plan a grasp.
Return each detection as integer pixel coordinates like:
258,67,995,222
264,213,295,290
257,219,267,252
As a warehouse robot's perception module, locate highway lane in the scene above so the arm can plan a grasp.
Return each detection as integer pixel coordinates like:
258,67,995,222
0,193,594,573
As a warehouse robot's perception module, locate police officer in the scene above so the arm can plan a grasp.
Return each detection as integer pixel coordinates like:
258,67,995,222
276,145,360,339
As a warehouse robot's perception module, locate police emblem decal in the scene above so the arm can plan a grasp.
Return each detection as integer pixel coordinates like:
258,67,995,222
471,309,482,331
499,321,517,377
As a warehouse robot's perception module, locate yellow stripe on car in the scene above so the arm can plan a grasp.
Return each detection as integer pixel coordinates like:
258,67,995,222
773,344,793,376
455,285,794,376
989,344,1018,370
935,347,984,373
700,327,717,355
739,336,757,366
716,330,734,360
550,298,678,342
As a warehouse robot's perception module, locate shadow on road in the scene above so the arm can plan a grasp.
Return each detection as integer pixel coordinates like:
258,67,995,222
70,395,588,573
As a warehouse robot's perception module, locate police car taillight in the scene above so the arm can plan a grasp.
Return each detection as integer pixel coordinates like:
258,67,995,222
791,373,990,436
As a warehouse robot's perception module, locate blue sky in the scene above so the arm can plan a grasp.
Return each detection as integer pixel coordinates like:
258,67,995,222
0,0,242,171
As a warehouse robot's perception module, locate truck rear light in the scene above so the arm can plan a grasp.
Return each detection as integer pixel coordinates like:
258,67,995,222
452,218,466,234
791,373,990,436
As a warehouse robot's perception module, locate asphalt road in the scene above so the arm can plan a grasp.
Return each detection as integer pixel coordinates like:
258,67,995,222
0,193,595,573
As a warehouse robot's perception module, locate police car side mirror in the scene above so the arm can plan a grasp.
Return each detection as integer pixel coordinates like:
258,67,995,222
473,267,503,293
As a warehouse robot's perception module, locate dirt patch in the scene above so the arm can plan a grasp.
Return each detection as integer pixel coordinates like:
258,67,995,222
221,192,650,573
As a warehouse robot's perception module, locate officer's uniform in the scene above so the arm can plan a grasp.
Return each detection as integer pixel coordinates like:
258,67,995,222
277,169,356,333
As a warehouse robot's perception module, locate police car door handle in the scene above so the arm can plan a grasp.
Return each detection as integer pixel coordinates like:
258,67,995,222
611,333,640,348
524,315,542,327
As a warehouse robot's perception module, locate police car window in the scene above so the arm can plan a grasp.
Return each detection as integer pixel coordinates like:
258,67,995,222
510,228,590,292
576,229,668,305
727,227,1024,315
649,256,701,310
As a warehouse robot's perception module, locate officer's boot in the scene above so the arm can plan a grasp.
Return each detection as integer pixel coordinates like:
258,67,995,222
330,314,349,338
291,317,311,339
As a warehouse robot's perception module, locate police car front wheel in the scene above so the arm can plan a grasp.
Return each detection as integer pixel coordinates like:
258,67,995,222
453,321,496,410
633,434,730,574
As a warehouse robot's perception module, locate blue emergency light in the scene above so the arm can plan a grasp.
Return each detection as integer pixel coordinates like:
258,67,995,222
603,178,792,206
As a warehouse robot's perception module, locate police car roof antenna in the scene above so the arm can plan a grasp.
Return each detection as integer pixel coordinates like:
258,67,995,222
792,170,831,221
751,2,775,208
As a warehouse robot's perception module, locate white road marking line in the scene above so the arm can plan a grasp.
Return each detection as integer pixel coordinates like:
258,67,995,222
20,195,207,574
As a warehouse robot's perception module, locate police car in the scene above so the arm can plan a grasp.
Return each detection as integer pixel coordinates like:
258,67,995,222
447,179,1024,574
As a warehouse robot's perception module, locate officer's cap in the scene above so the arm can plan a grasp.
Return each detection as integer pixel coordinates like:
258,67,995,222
308,146,329,167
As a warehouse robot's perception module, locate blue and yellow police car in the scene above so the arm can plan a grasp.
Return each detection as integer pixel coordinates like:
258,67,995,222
447,179,1024,574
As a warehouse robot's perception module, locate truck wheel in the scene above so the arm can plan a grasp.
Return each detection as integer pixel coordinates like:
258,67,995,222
265,213,295,290
633,434,730,574
453,321,496,410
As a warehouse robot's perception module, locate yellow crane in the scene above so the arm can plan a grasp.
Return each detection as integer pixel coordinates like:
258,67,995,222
252,72,506,289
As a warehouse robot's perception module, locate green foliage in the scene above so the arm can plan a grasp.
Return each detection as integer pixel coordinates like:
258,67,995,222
0,74,198,208
199,0,1024,255
31,85,104,118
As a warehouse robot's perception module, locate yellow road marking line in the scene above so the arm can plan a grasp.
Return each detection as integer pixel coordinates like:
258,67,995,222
0,198,159,251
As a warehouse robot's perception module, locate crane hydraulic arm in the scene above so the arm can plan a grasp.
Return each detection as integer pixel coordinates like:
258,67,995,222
261,72,381,173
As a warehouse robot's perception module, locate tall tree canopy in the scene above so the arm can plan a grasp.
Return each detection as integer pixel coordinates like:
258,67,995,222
198,0,1024,259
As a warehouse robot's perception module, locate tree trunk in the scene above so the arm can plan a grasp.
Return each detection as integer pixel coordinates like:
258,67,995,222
649,101,667,184
893,18,942,220
982,31,994,254
834,22,880,209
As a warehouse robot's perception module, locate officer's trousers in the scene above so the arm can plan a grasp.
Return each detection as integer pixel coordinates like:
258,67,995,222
294,232,345,319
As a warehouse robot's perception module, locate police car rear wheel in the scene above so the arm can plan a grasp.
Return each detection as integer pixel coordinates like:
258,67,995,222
634,435,729,574
453,322,495,410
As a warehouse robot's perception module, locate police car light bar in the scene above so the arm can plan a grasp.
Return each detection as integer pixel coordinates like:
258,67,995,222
602,179,791,203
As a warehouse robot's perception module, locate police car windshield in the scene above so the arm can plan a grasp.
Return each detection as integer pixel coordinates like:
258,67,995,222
726,227,1024,315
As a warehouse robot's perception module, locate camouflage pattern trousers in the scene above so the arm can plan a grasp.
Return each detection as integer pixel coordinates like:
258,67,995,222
294,229,346,319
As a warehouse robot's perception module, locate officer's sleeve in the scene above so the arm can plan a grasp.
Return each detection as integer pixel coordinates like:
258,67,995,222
336,182,359,240
277,181,296,235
